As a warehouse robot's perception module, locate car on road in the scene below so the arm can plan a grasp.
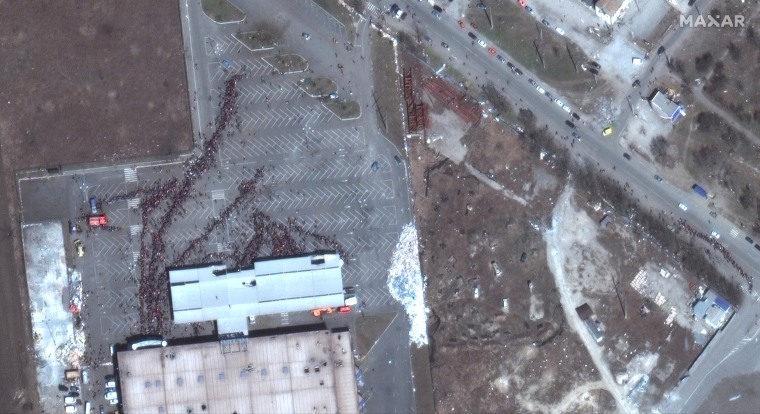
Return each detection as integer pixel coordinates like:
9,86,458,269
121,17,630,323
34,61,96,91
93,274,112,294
554,99,565,107
507,62,516,71
632,79,641,88
746,236,754,244
302,32,311,40
514,68,523,76
471,21,478,29
562,105,571,113
528,78,537,87
679,203,688,211
525,5,534,14
623,153,632,160
468,32,477,40
755,243,760,252
555,27,566,36
73,239,85,257
544,91,553,100
477,39,487,48
565,120,576,129
602,126,613,136
536,85,545,94
572,112,581,121
632,57,644,65
105,390,118,401
711,231,720,239
459,20,466,29
432,5,443,18
710,211,718,218
588,61,601,70
572,132,581,140
488,47,496,56
394,155,403,165
497,54,506,63
654,174,663,182
441,41,450,50
542,19,550,27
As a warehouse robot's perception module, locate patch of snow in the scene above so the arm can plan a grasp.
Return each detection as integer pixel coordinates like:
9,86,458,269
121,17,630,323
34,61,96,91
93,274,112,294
387,223,428,347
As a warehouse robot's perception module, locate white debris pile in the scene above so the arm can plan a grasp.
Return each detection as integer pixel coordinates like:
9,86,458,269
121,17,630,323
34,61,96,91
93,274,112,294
387,223,428,347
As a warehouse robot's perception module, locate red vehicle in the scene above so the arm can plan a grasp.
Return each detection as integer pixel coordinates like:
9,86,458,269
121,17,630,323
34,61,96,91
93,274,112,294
470,21,478,29
337,306,352,314
88,214,108,227
458,20,465,29
488,47,497,56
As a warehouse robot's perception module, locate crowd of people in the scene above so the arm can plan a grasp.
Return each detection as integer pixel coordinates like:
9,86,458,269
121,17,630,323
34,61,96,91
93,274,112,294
102,72,348,335
681,220,753,291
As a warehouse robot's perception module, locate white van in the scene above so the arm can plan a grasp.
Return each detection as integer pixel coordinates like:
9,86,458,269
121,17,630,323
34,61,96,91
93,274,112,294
64,396,76,404
65,405,77,413
84,401,91,414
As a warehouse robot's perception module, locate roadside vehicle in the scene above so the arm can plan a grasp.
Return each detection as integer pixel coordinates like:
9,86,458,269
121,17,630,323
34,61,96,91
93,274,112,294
623,153,632,160
571,132,581,140
488,47,496,55
477,39,487,48
74,239,85,257
525,6,534,14
602,126,613,136
565,120,576,129
337,306,352,314
542,19,550,27
679,203,688,211
514,68,523,76
302,32,311,40
441,42,450,50
497,55,505,63
458,20,466,29
468,32,477,40
563,105,571,113
654,174,663,182
746,236,754,244
555,27,565,36
572,112,581,121
711,231,720,239
710,211,718,218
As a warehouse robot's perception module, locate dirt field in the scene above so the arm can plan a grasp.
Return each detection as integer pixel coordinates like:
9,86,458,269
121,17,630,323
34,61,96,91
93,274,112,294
408,108,608,411
0,1,190,410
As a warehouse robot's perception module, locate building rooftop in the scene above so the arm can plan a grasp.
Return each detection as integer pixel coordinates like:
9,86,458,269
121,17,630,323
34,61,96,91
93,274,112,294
650,90,686,122
117,330,358,414
169,253,345,334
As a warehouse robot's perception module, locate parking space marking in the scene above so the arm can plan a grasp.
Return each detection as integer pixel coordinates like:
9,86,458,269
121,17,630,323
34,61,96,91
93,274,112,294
124,168,138,182
127,198,140,209
730,228,740,238
211,189,226,200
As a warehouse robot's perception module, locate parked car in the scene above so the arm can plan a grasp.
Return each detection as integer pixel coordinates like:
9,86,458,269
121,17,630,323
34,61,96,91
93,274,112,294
524,5,534,14
394,155,403,165
507,62,516,71
302,32,311,40
73,239,85,257
497,55,506,63
477,39,487,48
602,126,613,136
654,174,663,182
710,231,720,239
746,236,754,244
562,105,571,113
565,120,576,129
623,153,632,160
571,132,581,140
709,211,718,218
441,41,450,50
679,203,688,211
221,59,233,70
370,161,379,171
432,5,443,18
528,79,537,87
542,19,550,27
514,68,523,76
555,27,566,36
572,112,581,121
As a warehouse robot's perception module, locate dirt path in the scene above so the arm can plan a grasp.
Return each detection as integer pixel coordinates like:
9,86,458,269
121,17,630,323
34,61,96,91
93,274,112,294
545,186,631,413
692,86,760,148
463,162,528,206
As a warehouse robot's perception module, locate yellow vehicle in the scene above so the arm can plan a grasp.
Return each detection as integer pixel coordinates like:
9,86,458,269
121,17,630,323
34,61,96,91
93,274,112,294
602,126,614,136
73,239,85,257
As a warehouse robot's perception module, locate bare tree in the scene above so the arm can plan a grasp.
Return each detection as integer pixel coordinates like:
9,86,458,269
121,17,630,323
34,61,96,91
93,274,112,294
481,82,512,116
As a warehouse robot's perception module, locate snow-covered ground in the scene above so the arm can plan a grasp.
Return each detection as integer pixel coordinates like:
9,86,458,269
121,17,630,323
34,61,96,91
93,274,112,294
22,221,85,413
387,223,428,347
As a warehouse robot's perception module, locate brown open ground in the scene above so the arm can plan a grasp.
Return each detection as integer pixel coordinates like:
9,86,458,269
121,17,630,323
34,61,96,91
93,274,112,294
0,0,190,410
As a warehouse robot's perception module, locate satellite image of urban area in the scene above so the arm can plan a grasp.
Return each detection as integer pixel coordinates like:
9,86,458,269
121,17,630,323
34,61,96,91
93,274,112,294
2,0,760,413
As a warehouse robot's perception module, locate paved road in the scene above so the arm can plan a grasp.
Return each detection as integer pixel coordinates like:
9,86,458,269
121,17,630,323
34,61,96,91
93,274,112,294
390,0,760,410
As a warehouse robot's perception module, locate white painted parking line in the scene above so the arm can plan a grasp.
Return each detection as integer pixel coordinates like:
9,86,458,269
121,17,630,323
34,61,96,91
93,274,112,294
211,189,226,200
124,168,137,182
730,228,740,238
132,251,140,262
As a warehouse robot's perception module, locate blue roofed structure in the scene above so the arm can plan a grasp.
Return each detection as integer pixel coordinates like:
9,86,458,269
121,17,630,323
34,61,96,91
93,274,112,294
650,90,686,123
692,289,733,330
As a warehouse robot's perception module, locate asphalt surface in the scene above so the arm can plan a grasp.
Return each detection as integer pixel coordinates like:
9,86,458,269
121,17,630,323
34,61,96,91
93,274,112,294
15,0,418,412
386,0,760,411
